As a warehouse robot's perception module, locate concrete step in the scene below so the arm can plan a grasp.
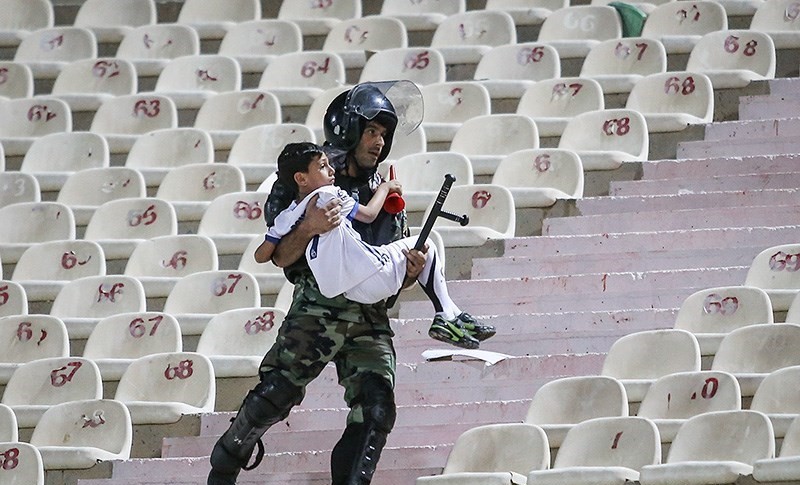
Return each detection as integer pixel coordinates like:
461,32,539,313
739,94,800,120
609,172,800,196
677,135,800,159
766,77,800,96
704,117,800,141
576,189,798,215
543,204,800,235
640,154,800,180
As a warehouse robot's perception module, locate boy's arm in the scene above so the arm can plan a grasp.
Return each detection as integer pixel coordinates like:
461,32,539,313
254,239,277,263
354,180,402,223
271,195,342,268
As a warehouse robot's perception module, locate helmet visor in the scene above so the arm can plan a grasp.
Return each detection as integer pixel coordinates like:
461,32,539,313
345,80,423,136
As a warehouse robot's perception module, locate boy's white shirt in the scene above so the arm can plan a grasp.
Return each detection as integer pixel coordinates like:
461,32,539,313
266,185,387,298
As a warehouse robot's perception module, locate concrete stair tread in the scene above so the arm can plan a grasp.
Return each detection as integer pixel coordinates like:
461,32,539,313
641,154,800,180
610,172,800,196
704,116,800,141
576,189,799,215
739,94,800,121
678,134,800,158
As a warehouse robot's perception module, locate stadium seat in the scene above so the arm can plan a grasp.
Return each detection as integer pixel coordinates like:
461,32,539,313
744,243,800,311
516,77,604,137
197,191,271,256
637,370,741,442
473,42,561,101
385,123,427,162
125,127,214,187
673,285,773,356
277,0,361,37
176,0,261,42
388,152,474,212
20,132,109,193
153,54,241,110
11,240,106,301
450,114,539,176
486,0,570,28
0,97,72,156
13,26,97,80
57,167,146,225
0,0,53,49
156,163,246,221
49,274,147,339
491,148,584,208
641,1,728,55
788,292,800,323
0,280,28,317
381,0,465,35
51,58,138,112
322,16,408,70
84,197,177,260
430,10,517,65
421,81,491,144
0,314,69,385
602,329,701,402
0,403,18,441
580,37,667,94
416,423,550,484
1,356,102,428
359,46,445,85
124,234,218,298
626,71,714,132
304,84,351,140
712,323,800,397
74,0,156,44
686,29,776,88
0,172,40,209
90,94,178,153
558,108,649,170
750,366,800,438
0,61,34,99
258,51,346,109
114,351,216,424
30,398,131,470
163,270,260,335
753,414,800,482
237,236,288,295
193,89,281,149
218,19,303,75
538,5,622,58
196,307,285,378
638,410,774,485
422,184,516,247
750,0,800,48
83,311,182,380
274,281,294,313
116,24,200,77
0,441,43,485
0,202,75,265
228,124,314,185
524,375,628,448
527,416,661,484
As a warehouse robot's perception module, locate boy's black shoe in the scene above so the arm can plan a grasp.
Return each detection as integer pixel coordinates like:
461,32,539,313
455,312,496,341
429,315,480,349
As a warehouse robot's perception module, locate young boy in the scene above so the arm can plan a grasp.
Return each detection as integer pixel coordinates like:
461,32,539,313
256,142,495,349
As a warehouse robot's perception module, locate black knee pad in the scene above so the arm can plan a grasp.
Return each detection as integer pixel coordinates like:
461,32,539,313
359,373,396,432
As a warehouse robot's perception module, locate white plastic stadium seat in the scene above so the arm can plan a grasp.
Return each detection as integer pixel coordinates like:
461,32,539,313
57,167,147,226
626,71,714,132
416,423,550,484
580,37,667,94
431,10,517,65
524,375,628,448
0,172,40,209
322,16,408,70
176,0,261,42
218,19,303,74
304,85,351,140
156,163,246,221
516,77,604,137
0,314,69,385
0,403,18,441
601,329,701,402
258,51,346,109
0,0,53,49
385,123,427,162
0,61,34,99
51,58,138,112
14,26,97,79
237,236,288,295
537,5,622,58
193,90,281,150
492,148,584,208
558,108,649,171
0,202,75,265
20,132,109,193
686,29,776,89
473,42,561,101
359,47,445,85
90,94,178,153
227,124,314,185
421,82,491,144
153,54,241,110
486,0,570,27
388,152,474,212
11,240,106,301
753,414,800,482
30,399,132,469
116,24,200,77
381,0,465,35
744,243,800,311
641,1,728,55
0,280,28,318
0,97,72,156
114,351,216,424
74,0,156,44
197,191,271,255
750,366,800,438
751,0,800,49
450,114,539,176
0,441,43,485
277,0,361,37
789,292,800,323
125,127,214,187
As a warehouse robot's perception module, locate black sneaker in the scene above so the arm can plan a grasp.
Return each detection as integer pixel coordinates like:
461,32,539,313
429,315,480,349
455,312,496,341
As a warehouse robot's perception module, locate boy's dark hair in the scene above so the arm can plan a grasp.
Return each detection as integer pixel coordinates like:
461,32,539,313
276,142,325,193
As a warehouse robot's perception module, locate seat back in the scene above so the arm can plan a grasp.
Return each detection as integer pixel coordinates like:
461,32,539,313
745,244,800,292
278,0,360,21
0,202,75,244
686,30,776,78
602,329,701,379
21,132,109,173
642,1,728,38
219,19,303,58
0,403,18,441
163,270,260,314
228,124,315,170
90,94,177,135
581,37,667,77
451,114,539,156
517,77,604,118
155,54,241,94
49,275,146,319
304,85,351,132
627,71,714,121
675,285,774,334
526,375,628,424
156,163,245,202
115,351,215,410
751,0,800,32
84,198,177,241
487,0,569,13
538,5,621,42
381,0,465,16
386,124,426,161
431,10,516,47
198,191,270,237
554,416,661,469
0,441,43,485
0,61,34,99
751,365,800,415
196,307,285,357
779,416,800,457
126,127,213,170
323,16,407,53
117,24,200,61
124,234,218,278
492,148,584,198
789,292,800,323
0,314,69,364
638,371,742,419
1,356,101,406
443,423,550,474
0,97,71,138
0,172,40,208
0,0,52,31
258,51,345,90
0,280,28,317
359,47,445,85
558,108,648,159
668,410,774,463
474,42,560,82
390,152,474,193
75,0,155,31
194,90,281,131
422,81,491,124
712,323,800,373
424,184,516,238
14,26,97,64
52,58,137,97
58,167,146,208
177,0,260,24
12,240,105,282
83,311,182,359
